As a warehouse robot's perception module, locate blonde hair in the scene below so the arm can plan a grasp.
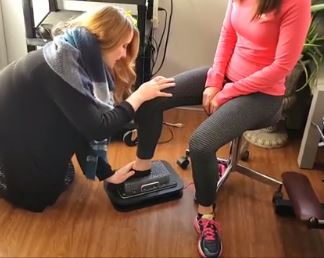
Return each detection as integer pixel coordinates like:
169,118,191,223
52,6,139,103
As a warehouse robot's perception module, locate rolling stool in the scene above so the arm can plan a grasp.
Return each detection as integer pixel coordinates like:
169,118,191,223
177,136,282,193
177,110,283,193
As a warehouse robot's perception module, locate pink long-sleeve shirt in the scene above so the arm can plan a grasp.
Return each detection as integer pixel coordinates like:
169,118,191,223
206,0,311,106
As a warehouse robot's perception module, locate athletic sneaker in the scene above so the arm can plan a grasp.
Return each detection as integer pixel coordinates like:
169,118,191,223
193,214,222,258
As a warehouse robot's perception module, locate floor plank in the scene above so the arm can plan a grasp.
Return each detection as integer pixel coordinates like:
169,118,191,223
0,108,323,257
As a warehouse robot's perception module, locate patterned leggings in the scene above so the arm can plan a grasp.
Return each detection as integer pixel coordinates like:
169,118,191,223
135,67,283,206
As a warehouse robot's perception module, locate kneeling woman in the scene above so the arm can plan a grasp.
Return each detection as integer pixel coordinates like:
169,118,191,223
0,6,174,212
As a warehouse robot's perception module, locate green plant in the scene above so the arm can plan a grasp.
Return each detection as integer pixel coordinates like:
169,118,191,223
296,3,324,92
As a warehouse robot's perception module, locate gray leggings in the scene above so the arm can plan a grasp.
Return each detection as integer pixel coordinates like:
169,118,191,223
135,67,283,206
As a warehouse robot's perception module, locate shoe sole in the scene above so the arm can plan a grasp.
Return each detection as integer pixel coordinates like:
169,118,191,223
193,218,223,258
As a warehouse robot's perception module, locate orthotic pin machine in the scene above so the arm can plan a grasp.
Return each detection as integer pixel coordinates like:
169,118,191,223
104,160,184,211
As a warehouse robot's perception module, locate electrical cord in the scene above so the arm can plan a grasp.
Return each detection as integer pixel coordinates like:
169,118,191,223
157,121,184,144
152,0,173,76
151,37,159,69
158,124,174,144
122,120,184,146
183,182,194,190
163,121,184,128
151,7,167,74
154,8,167,67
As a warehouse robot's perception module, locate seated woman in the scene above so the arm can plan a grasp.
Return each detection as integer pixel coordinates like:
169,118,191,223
0,6,175,212
131,0,311,257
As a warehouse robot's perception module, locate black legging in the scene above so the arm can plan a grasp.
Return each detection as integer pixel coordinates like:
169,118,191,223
135,67,283,206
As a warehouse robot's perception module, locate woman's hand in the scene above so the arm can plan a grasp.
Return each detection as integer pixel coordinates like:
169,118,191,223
126,76,175,111
203,87,220,115
209,95,219,114
137,76,175,101
106,162,135,184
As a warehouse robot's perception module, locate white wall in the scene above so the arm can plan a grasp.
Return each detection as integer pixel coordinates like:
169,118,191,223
59,0,137,13
155,0,227,76
1,0,26,63
1,0,227,75
0,2,8,69
32,0,50,25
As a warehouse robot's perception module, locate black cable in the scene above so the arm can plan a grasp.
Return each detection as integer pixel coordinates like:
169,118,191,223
183,182,194,190
152,7,167,72
157,121,184,144
152,0,173,76
157,123,174,144
145,31,155,77
151,37,159,68
155,8,167,62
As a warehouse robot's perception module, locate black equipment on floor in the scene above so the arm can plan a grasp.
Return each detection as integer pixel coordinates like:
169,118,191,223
104,160,183,211
273,171,324,229
273,118,324,229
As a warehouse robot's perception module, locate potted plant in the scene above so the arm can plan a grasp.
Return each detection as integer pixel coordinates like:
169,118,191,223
295,3,324,93
243,2,324,149
284,2,324,130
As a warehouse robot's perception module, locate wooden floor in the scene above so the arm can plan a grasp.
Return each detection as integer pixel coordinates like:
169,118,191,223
0,108,323,257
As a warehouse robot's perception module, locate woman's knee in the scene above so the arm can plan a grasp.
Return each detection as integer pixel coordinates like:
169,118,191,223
135,97,164,119
189,133,215,157
174,66,208,85
5,187,62,212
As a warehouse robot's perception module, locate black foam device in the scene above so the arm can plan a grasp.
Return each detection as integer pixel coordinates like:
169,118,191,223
104,160,184,211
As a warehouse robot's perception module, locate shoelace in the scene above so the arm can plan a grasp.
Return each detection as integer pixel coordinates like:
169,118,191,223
199,219,221,241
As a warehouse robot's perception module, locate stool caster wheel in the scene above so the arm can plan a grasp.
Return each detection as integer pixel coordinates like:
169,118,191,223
272,190,283,203
272,190,294,217
308,217,319,228
240,150,249,161
177,156,190,169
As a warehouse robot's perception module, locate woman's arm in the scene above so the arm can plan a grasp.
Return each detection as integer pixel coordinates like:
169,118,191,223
45,75,135,141
44,74,174,141
215,0,311,106
205,0,237,90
